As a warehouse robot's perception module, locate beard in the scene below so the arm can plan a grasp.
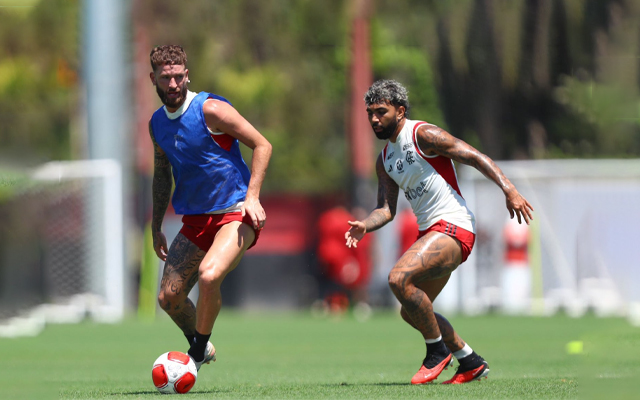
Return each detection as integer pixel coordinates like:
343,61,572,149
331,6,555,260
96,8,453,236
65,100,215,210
373,118,399,140
156,82,188,109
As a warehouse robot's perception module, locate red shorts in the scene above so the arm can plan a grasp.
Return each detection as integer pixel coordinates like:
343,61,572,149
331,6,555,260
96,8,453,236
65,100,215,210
179,212,260,252
417,219,476,263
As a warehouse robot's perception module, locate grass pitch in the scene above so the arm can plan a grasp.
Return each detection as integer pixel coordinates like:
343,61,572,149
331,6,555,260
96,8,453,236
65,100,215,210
1,311,638,399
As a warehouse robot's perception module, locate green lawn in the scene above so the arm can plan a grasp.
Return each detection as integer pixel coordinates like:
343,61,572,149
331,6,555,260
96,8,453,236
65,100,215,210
1,311,638,399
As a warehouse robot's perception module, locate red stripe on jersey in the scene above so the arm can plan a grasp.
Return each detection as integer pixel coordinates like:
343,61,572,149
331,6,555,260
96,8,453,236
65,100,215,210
411,122,430,160
424,156,463,197
411,122,463,198
382,143,389,161
210,133,233,151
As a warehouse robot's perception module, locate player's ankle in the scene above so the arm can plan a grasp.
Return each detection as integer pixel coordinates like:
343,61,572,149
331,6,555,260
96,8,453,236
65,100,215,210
184,333,195,347
458,351,483,370
453,343,473,360
425,336,449,357
187,331,211,362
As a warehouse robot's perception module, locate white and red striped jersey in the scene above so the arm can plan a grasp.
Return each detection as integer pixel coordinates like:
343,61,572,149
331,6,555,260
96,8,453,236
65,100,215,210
381,119,475,233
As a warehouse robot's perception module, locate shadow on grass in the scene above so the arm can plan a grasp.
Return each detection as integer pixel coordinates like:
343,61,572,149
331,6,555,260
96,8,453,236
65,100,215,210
108,388,234,395
367,382,414,386
189,389,234,394
108,391,157,396
318,382,410,387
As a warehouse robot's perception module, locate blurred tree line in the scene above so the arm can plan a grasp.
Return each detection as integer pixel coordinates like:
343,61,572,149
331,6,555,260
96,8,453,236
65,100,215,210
0,0,79,163
1,0,639,194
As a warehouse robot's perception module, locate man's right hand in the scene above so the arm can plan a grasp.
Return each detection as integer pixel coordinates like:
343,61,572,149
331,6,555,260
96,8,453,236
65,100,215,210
345,220,366,248
153,231,168,261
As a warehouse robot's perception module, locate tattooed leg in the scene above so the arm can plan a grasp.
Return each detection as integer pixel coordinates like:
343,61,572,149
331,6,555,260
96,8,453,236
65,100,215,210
400,308,466,352
195,221,255,335
399,306,417,329
158,233,206,336
434,313,466,352
388,231,462,341
415,276,467,352
399,272,450,330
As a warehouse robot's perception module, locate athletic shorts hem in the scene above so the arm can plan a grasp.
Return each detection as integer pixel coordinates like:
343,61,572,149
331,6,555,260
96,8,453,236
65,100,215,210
417,219,476,263
179,212,260,252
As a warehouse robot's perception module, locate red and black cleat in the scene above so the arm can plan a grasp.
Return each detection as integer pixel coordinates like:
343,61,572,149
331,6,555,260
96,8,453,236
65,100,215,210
442,360,489,384
411,353,454,385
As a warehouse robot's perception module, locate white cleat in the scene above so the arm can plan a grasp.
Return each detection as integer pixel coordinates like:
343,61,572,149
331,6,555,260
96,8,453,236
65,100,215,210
191,341,216,371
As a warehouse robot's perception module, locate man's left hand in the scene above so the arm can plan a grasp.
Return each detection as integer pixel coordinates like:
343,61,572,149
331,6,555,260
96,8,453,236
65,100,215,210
505,189,534,225
242,197,266,230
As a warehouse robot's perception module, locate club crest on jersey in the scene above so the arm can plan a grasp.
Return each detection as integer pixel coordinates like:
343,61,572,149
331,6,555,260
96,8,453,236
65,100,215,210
395,159,404,173
405,150,416,165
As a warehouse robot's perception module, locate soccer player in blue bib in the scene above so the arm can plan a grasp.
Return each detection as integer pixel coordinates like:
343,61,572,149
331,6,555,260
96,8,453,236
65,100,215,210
148,45,272,371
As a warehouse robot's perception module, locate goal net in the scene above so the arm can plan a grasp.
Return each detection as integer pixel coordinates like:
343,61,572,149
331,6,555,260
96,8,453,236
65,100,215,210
0,160,124,337
447,159,640,323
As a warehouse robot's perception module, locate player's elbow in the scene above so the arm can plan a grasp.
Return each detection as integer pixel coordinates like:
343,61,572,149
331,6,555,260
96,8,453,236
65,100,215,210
260,140,272,158
383,206,396,223
389,208,396,221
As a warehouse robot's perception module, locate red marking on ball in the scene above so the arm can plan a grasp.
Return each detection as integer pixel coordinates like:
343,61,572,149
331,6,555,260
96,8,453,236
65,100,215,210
174,372,196,393
167,351,191,365
151,364,168,388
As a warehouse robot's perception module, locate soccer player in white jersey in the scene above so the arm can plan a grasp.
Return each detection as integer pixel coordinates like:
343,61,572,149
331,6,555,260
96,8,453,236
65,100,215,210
345,80,533,385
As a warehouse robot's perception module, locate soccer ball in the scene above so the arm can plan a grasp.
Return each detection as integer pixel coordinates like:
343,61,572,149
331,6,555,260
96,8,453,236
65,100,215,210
152,351,197,394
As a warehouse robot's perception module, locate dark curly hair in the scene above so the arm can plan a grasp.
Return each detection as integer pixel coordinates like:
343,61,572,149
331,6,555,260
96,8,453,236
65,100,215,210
150,45,187,71
364,79,410,116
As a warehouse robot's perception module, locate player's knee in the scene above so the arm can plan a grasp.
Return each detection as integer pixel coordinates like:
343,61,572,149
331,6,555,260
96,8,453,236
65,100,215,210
157,285,185,312
198,265,224,289
157,290,172,312
388,270,407,296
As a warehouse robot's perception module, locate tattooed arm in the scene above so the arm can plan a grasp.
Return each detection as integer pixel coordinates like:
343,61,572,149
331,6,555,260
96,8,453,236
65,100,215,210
345,154,399,248
149,122,173,260
415,124,534,224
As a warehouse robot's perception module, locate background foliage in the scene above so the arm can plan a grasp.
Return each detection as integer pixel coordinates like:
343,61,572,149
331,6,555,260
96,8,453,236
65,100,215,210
1,0,639,193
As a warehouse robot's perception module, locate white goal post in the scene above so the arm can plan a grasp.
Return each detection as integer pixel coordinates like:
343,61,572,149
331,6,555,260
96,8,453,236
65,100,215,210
0,159,124,337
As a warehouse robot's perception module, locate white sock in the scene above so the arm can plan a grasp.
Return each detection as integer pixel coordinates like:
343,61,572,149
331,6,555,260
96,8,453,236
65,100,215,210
424,335,442,344
453,343,473,359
